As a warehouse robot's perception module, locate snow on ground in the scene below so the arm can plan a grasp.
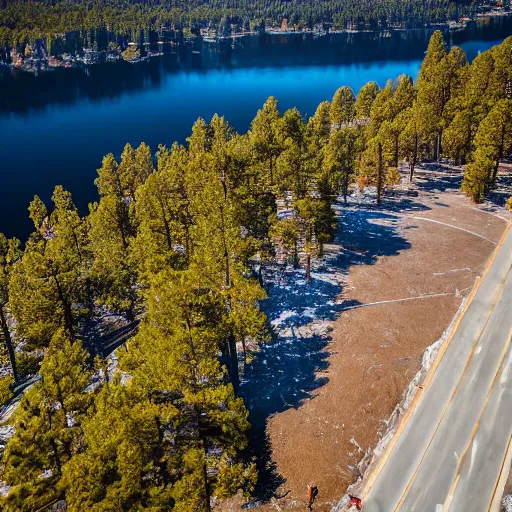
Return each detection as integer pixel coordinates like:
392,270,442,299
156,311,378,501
239,194,417,500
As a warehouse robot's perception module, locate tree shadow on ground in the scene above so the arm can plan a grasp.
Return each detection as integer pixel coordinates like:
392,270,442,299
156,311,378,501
240,197,428,502
411,164,463,193
486,171,512,209
413,163,512,210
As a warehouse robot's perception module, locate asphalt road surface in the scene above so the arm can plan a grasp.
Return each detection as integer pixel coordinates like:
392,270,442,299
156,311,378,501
364,225,512,512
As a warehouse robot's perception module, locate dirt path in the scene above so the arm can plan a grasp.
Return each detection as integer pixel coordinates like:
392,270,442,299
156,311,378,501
221,170,511,512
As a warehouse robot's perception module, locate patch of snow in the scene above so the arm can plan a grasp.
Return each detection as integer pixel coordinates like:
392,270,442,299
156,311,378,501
0,481,11,497
270,310,299,327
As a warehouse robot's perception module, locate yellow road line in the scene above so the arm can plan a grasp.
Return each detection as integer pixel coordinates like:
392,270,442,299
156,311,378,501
489,434,512,512
394,296,509,511
358,221,511,503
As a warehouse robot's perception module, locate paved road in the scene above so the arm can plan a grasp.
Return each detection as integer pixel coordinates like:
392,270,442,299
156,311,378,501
364,225,512,512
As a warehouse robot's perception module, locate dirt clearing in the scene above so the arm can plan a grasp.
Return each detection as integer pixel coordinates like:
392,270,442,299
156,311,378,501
222,168,511,511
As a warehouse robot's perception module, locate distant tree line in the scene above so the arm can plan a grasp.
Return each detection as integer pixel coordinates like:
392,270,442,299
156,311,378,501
0,31,511,511
0,0,476,46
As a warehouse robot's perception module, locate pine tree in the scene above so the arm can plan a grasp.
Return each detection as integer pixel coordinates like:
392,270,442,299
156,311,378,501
360,137,385,204
28,195,48,236
462,50,495,124
330,86,356,128
275,108,309,198
9,190,86,347
386,167,402,189
461,149,494,203
488,36,512,104
130,145,189,283
0,234,21,384
442,109,472,165
184,115,266,387
379,117,405,169
118,142,154,202
445,46,468,101
89,154,138,320
322,126,358,201
416,30,449,159
249,96,282,187
226,133,277,251
355,81,379,120
120,269,257,511
391,75,416,118
62,380,174,511
368,80,393,138
399,103,431,181
307,100,331,147
295,196,335,282
462,99,512,200
269,216,301,268
1,330,91,512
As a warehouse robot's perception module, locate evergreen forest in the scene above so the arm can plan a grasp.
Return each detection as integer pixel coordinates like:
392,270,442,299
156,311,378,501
0,30,511,511
0,0,476,46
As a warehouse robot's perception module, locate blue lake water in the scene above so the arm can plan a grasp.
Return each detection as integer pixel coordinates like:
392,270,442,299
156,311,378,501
1,18,511,238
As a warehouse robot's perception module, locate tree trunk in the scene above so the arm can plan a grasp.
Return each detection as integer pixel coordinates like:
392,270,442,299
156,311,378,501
72,229,83,265
160,201,173,251
218,176,241,389
184,219,192,263
410,133,418,182
53,275,74,339
491,124,506,185
47,410,63,476
306,254,311,284
241,337,247,369
202,437,212,512
377,142,384,205
342,172,349,203
117,202,129,251
293,244,299,269
227,333,239,391
0,307,19,383
50,438,62,476
126,304,135,323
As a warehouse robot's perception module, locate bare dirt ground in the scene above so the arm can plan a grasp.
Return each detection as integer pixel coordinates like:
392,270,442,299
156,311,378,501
217,167,511,512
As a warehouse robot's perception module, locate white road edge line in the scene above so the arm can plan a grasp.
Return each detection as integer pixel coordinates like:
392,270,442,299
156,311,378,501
341,292,455,311
402,216,498,245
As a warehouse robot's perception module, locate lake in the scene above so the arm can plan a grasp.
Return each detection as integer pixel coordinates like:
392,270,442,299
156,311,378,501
1,17,511,239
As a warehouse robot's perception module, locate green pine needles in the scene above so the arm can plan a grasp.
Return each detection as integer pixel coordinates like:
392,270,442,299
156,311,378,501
0,31,511,510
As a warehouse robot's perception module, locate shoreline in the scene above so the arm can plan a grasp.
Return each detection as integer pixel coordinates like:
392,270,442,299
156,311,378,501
2,12,511,76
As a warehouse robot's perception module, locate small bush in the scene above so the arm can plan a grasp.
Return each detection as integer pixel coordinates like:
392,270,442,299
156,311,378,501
386,167,402,187
506,197,512,211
